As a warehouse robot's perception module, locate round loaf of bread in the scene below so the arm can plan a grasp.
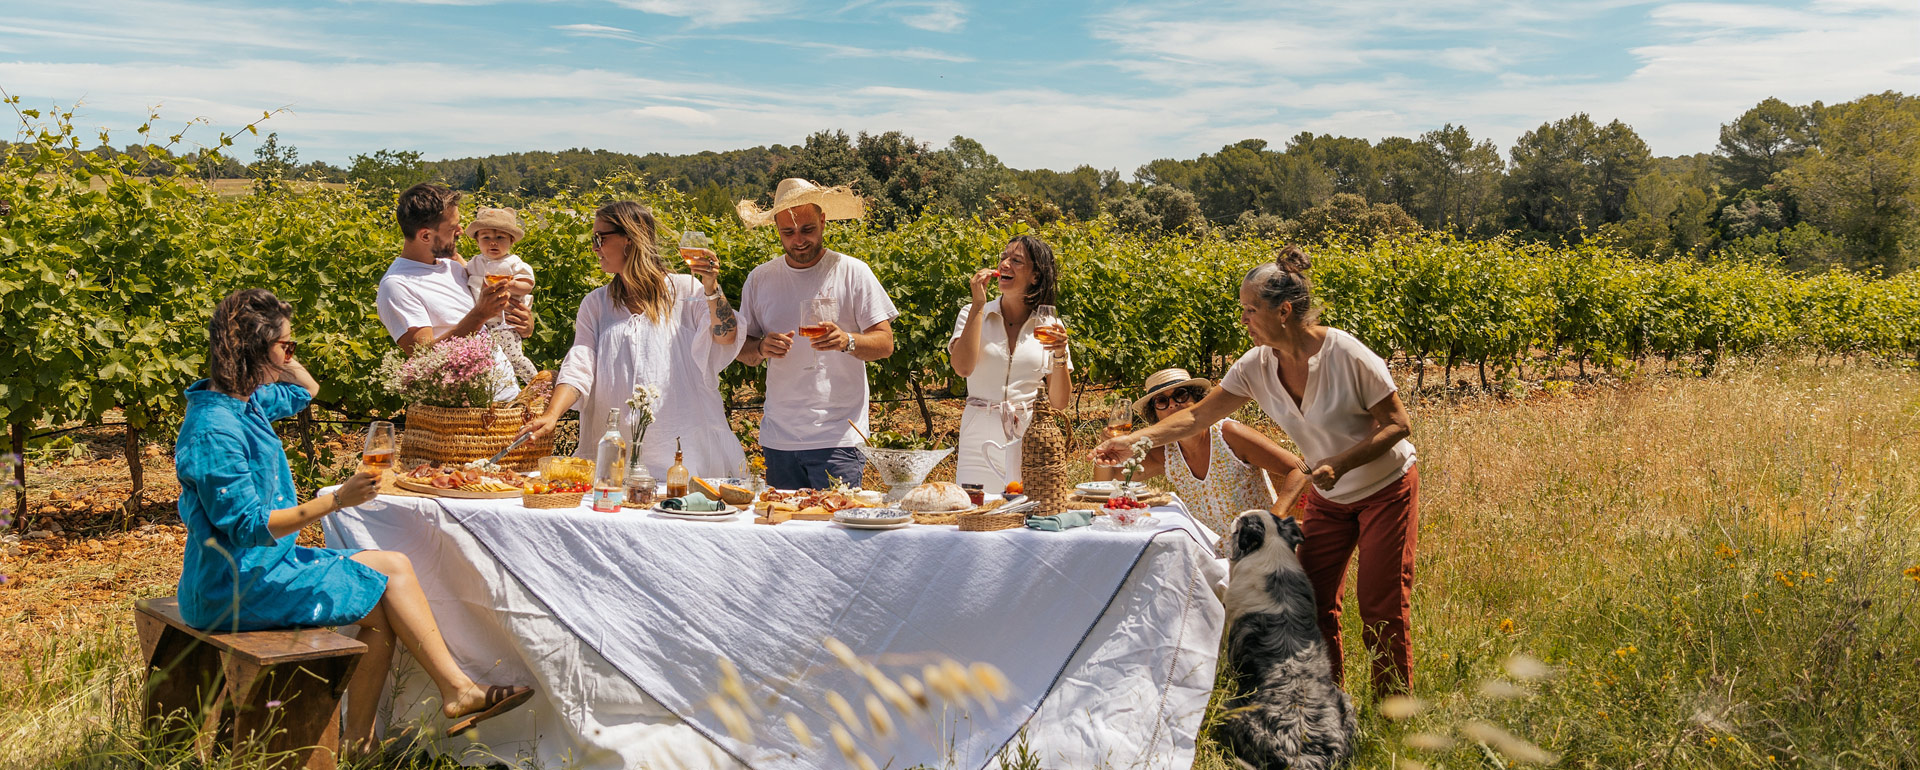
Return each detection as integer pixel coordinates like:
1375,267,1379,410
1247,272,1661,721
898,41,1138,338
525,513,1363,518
898,481,973,513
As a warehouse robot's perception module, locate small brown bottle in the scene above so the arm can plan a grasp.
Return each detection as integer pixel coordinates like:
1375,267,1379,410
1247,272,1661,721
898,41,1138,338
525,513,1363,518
665,438,692,498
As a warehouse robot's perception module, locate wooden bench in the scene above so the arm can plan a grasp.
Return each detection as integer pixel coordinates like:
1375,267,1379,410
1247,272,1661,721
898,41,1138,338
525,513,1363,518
134,597,367,770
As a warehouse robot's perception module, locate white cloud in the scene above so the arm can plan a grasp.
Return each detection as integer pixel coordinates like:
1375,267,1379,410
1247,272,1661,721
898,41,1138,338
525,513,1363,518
895,1,967,33
708,35,973,62
0,0,342,58
553,23,655,44
605,0,799,25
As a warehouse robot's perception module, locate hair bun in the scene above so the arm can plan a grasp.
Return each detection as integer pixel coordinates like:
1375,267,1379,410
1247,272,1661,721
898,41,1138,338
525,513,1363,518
1275,245,1312,274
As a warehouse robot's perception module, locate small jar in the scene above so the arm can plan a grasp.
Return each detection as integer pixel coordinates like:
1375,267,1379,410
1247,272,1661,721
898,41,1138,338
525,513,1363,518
961,483,984,506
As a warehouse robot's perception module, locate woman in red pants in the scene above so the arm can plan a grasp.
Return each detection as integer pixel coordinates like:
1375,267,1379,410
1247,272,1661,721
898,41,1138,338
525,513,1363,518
1093,245,1418,696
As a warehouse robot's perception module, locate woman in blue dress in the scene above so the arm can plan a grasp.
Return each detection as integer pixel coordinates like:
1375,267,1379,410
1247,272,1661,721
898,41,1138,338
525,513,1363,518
176,289,533,753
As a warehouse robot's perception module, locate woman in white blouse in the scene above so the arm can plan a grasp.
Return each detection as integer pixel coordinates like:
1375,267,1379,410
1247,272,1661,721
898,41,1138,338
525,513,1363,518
948,235,1071,489
1092,245,1418,698
517,201,746,477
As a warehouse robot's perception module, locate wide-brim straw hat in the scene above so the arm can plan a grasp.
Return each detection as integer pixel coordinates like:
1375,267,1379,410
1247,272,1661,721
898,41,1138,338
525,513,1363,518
736,177,866,228
464,207,525,241
1132,368,1213,419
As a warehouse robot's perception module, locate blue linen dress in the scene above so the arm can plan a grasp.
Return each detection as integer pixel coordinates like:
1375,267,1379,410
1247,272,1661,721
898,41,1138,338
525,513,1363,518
174,379,388,631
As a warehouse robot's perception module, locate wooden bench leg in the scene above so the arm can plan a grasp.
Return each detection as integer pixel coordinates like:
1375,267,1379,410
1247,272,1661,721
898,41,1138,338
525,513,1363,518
225,653,362,770
137,610,225,750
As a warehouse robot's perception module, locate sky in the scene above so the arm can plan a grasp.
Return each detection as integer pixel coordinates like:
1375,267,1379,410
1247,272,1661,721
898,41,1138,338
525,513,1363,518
1,0,1916,174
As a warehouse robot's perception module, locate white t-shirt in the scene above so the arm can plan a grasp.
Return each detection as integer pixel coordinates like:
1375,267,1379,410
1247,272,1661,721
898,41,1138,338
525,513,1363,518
1218,328,1415,504
375,256,522,401
739,250,899,450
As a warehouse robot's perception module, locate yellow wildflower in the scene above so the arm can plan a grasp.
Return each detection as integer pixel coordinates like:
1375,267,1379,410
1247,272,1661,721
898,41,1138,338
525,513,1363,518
1904,565,1920,583
1499,618,1516,635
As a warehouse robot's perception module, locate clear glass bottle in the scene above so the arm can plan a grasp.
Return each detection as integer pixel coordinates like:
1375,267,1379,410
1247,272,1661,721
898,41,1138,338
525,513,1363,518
591,408,628,512
665,438,691,499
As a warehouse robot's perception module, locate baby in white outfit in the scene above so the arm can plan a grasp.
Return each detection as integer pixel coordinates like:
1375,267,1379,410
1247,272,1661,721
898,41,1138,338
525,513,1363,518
464,207,538,382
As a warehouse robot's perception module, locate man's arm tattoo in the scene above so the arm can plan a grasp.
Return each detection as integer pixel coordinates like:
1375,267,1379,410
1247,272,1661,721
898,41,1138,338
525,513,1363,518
711,296,738,337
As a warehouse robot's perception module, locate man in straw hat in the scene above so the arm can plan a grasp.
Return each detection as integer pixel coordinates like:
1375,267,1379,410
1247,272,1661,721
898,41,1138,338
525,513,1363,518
735,178,899,489
376,183,534,401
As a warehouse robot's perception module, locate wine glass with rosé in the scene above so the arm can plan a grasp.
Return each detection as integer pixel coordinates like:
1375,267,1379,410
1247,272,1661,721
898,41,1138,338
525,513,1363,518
1103,395,1134,442
679,231,715,275
362,421,398,477
1032,304,1069,345
798,296,838,372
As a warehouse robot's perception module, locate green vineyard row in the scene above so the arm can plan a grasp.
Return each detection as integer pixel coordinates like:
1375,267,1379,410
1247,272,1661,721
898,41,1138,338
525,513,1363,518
6,119,1920,452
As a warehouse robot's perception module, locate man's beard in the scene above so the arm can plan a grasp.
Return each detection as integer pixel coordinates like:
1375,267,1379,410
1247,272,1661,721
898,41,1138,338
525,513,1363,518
431,238,457,261
785,241,824,266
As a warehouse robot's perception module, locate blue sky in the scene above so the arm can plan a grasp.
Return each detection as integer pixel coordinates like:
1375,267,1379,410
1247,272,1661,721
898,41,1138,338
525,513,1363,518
2,0,1915,173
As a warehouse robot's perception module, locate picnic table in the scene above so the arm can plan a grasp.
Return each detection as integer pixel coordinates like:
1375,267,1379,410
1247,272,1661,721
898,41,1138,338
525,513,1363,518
321,489,1225,770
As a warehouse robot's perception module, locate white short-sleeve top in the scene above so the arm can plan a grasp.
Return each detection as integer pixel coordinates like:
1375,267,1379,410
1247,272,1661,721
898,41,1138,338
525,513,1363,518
1218,328,1416,504
738,250,899,451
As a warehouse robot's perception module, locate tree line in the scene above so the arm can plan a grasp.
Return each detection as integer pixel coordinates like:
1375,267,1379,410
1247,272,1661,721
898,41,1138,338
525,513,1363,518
8,91,1914,275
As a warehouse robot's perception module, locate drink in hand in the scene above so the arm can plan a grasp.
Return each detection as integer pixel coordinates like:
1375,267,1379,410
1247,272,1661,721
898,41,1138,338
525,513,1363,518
485,274,509,286
362,450,394,471
362,421,398,477
1034,325,1067,344
1101,424,1132,441
798,325,830,338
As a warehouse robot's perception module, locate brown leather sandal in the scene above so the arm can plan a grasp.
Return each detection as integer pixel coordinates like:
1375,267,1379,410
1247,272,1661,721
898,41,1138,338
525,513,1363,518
444,685,536,739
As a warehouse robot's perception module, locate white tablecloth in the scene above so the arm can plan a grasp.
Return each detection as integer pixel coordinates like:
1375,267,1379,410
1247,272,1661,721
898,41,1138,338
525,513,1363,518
322,493,1225,770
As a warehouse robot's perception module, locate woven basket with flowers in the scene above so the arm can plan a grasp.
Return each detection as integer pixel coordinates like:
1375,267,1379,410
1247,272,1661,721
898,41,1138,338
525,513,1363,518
379,330,555,471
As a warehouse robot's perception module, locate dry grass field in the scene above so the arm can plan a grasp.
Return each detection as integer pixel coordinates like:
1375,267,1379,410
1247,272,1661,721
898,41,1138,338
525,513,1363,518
4,357,1917,769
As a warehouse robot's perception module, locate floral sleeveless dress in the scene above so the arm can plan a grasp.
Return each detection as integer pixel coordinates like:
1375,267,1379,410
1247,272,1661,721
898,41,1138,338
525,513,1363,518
1165,420,1278,538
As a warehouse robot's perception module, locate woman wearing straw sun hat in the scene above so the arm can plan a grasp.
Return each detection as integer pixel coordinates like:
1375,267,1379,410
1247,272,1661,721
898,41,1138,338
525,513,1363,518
1093,245,1419,698
1093,368,1308,538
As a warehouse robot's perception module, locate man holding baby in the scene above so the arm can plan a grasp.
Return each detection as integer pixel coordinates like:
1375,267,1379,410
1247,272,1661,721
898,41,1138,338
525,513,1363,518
375,183,535,401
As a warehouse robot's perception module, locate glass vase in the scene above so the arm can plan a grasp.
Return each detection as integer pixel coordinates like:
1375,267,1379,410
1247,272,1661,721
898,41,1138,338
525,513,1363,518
624,456,657,508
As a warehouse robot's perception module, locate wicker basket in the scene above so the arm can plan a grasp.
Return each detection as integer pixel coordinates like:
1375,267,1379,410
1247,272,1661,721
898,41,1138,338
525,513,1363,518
401,403,554,472
1019,386,1071,516
957,508,1027,531
919,498,1002,526
523,492,585,509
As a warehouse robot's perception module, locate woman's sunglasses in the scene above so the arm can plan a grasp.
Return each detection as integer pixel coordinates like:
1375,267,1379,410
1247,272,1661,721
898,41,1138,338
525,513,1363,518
592,229,621,248
273,339,298,357
1149,387,1202,411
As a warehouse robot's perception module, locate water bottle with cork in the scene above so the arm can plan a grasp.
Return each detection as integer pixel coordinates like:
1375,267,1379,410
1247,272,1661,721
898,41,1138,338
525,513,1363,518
592,408,628,512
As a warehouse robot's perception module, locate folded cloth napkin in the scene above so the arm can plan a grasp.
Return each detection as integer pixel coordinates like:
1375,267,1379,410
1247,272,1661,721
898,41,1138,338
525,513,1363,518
1025,510,1094,532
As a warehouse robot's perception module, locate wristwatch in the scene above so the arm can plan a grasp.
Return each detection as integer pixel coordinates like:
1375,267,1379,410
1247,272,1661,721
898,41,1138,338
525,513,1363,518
705,287,724,301
843,333,857,354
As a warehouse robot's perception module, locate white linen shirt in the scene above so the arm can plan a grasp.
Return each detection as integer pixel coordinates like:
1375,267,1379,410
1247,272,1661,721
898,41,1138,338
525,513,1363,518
738,250,899,451
556,275,746,478
375,256,521,401
1218,328,1416,504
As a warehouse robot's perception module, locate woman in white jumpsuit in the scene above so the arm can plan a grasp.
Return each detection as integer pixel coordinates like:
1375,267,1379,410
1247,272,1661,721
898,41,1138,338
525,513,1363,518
518,201,746,478
948,235,1071,490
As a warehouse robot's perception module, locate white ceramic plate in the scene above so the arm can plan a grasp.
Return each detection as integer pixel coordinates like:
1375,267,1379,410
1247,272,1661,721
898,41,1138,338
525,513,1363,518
834,520,911,530
834,508,912,526
1074,481,1148,499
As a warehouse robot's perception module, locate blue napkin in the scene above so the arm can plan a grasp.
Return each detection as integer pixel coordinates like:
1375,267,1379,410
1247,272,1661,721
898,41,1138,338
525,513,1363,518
1025,510,1094,532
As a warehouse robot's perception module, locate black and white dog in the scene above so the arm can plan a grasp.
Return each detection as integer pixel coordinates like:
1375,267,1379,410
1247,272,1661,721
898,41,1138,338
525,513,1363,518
1218,509,1356,770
